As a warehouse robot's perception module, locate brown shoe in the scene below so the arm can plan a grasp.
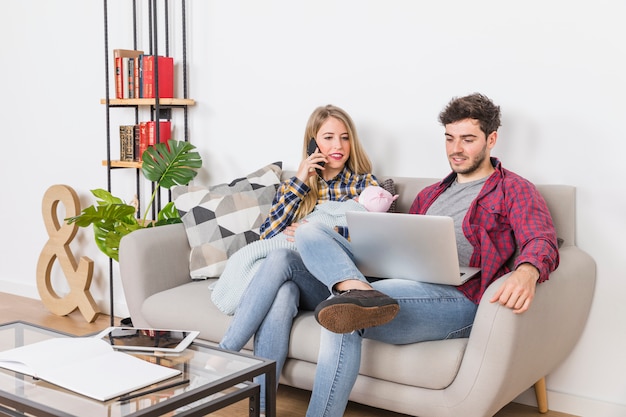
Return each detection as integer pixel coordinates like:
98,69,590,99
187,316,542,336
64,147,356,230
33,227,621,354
314,289,399,333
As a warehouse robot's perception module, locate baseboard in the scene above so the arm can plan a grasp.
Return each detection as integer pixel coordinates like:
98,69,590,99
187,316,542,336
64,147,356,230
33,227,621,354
514,387,626,416
0,281,39,299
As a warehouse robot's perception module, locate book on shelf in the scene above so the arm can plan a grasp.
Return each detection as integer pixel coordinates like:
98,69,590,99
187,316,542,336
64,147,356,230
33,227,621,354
119,125,135,161
137,120,171,161
134,124,141,161
121,58,129,98
142,55,174,98
138,121,148,161
134,55,142,98
0,337,181,401
113,49,143,99
144,120,172,155
128,57,135,98
113,50,174,99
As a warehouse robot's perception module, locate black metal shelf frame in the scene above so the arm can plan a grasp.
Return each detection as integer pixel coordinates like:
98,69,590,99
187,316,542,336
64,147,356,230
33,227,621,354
102,0,191,325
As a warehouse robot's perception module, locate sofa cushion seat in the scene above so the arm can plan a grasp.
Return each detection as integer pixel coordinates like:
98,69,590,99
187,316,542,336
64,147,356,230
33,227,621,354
142,280,235,344
142,279,468,390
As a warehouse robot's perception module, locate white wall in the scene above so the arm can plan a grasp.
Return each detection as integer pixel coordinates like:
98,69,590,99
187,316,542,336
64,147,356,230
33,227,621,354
1,1,624,415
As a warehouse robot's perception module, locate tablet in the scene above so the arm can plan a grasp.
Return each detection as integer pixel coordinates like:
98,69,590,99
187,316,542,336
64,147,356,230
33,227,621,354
95,327,200,353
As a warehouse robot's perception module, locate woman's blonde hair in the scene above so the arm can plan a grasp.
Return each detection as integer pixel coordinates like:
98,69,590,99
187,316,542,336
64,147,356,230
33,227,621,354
294,104,373,221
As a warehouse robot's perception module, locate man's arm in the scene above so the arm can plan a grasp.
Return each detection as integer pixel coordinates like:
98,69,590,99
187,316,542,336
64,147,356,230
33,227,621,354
490,262,539,314
490,179,559,314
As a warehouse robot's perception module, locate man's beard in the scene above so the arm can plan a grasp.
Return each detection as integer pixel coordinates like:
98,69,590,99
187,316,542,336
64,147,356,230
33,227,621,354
449,147,487,175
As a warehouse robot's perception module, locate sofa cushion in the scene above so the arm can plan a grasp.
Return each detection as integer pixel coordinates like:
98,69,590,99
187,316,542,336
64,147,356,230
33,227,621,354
173,162,282,279
141,280,243,345
378,178,398,213
142,280,467,390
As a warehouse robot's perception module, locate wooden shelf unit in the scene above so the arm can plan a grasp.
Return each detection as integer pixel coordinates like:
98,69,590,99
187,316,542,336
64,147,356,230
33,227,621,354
102,0,193,325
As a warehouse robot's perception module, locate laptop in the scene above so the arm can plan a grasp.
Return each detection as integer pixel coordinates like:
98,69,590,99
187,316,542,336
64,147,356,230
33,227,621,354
346,211,480,285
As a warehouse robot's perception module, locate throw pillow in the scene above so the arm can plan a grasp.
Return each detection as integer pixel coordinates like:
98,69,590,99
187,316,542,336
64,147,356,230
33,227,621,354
379,178,398,213
173,162,282,279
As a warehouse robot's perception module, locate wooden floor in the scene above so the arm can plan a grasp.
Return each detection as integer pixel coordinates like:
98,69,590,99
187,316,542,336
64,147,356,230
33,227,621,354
0,292,577,417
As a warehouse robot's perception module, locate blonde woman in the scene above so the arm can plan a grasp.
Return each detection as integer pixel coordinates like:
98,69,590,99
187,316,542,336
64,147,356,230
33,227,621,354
261,104,376,239
218,104,380,415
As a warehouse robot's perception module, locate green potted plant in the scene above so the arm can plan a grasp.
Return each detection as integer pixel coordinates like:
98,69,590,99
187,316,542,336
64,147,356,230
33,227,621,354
66,139,202,261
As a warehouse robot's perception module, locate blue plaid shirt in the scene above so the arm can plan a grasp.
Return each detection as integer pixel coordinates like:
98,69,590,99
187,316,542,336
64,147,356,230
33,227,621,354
260,168,378,239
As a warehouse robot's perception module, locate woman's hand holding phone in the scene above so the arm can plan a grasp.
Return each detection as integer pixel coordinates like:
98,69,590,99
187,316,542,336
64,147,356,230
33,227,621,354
297,138,326,181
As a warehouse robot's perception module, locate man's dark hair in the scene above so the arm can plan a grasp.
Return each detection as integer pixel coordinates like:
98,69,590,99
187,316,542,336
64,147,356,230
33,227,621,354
438,93,501,136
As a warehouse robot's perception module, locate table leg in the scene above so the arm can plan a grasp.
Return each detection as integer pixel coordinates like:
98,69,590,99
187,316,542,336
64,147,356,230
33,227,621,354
264,361,277,417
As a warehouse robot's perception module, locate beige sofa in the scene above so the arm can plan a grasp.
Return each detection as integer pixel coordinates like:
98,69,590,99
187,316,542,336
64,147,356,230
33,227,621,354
119,175,596,417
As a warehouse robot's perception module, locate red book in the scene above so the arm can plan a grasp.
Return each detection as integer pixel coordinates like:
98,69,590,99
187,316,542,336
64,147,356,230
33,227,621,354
142,56,174,98
141,56,152,98
134,56,141,98
114,57,122,99
139,121,172,160
150,120,172,147
138,122,149,160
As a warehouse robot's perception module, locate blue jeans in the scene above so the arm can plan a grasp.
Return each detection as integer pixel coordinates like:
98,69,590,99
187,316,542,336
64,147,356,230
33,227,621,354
219,247,330,411
295,222,478,417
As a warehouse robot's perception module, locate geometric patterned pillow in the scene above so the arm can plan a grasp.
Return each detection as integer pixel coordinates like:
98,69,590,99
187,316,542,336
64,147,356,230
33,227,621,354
172,162,282,279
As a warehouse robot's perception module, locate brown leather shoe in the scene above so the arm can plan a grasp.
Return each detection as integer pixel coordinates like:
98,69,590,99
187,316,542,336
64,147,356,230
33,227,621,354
314,289,399,333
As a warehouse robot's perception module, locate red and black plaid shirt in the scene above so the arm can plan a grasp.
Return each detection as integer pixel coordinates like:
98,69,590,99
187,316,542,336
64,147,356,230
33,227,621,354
409,158,560,304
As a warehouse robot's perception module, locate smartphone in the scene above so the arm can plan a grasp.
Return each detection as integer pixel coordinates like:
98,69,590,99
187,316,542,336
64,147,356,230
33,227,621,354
307,138,325,176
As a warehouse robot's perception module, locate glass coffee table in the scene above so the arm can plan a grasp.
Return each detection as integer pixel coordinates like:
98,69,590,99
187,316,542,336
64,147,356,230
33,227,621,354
0,321,276,417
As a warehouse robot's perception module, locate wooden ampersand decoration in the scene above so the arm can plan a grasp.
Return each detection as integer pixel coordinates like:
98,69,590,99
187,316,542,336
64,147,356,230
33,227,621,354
36,185,100,322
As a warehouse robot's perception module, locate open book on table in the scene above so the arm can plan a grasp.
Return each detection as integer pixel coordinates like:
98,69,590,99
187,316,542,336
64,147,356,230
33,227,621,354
0,337,181,401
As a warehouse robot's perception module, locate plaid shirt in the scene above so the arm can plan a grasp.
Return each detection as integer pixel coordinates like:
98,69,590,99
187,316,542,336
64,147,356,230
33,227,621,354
409,158,560,304
260,168,378,239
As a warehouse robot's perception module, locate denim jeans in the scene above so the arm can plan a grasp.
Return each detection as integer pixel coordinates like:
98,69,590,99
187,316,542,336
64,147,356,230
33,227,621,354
218,247,330,411
295,222,478,417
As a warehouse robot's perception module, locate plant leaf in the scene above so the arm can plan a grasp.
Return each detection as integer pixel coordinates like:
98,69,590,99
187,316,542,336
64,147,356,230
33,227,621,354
141,140,202,189
66,203,137,227
65,201,139,262
153,202,182,227
157,202,180,221
91,189,125,205
94,219,143,261
153,217,183,227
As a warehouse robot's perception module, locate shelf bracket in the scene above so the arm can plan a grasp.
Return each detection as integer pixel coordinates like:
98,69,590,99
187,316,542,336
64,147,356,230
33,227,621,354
156,107,172,120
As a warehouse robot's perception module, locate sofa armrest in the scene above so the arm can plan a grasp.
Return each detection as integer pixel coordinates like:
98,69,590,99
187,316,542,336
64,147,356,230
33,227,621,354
444,245,596,416
119,223,191,328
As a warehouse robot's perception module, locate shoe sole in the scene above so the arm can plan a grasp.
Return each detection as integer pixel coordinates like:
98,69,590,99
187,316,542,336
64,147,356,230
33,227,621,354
316,303,400,334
